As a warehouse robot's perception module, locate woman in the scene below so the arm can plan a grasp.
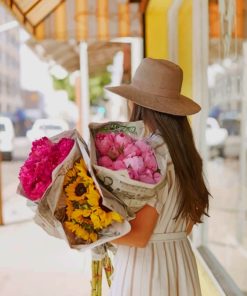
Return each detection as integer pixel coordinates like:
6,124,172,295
105,58,210,296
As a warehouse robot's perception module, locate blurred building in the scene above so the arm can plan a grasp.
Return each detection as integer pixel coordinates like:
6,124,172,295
0,4,22,114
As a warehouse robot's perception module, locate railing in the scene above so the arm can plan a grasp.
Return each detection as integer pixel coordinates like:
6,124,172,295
196,246,244,296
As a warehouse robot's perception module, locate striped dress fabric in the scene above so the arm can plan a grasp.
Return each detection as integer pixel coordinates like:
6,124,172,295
109,141,202,296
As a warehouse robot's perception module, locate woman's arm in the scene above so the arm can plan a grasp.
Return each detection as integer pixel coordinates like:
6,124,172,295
111,204,159,248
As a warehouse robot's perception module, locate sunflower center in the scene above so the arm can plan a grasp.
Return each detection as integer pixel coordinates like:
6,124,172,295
75,183,87,196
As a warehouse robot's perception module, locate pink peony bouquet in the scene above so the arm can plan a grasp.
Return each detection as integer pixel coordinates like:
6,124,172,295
89,121,168,214
95,132,161,184
19,136,74,201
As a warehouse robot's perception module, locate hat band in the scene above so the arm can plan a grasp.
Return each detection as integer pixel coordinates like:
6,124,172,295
132,79,180,99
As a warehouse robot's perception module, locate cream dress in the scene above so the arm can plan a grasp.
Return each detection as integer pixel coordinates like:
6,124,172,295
109,141,202,296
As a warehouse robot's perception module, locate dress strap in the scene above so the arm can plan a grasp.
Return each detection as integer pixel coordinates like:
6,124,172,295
149,231,187,242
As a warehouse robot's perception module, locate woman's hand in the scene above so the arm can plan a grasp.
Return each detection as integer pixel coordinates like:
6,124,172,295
111,204,159,248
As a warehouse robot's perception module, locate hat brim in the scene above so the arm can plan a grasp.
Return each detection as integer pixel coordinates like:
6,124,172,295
105,84,201,116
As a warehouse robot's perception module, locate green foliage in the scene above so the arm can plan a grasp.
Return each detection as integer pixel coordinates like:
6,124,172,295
51,71,111,105
52,75,75,101
89,72,111,104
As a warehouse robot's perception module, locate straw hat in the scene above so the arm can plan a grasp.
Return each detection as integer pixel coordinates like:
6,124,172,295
105,58,201,116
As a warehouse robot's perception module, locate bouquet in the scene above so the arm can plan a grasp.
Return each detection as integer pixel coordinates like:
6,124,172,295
95,130,162,184
63,157,123,245
17,129,131,296
89,121,168,213
19,136,74,201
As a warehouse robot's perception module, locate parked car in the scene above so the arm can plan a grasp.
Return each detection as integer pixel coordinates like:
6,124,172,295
220,111,240,136
206,117,228,157
0,116,15,160
26,119,69,142
219,112,241,158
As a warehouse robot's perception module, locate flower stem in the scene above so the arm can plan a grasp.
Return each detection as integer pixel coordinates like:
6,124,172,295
91,260,102,296
103,253,114,287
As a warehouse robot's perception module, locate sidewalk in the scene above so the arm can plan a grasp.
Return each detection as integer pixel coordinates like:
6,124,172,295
0,221,109,296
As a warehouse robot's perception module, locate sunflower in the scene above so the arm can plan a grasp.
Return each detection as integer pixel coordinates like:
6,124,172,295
64,167,78,185
65,221,77,232
66,199,74,219
79,174,94,188
90,212,102,229
109,211,123,223
80,208,92,217
71,209,86,223
85,185,100,206
89,207,111,229
89,231,98,242
75,158,88,174
65,221,90,241
90,208,123,229
102,212,114,228
77,166,94,187
65,178,88,201
63,157,124,246
75,226,90,241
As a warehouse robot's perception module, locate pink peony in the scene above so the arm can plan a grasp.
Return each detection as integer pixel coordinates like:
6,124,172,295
57,138,75,162
123,156,145,174
114,132,133,147
143,151,158,171
135,140,151,153
123,143,142,157
30,137,53,159
98,156,113,169
116,154,125,161
139,174,155,184
107,145,120,160
128,168,140,181
95,133,114,156
19,137,74,201
112,160,126,170
139,168,155,184
153,172,162,183
95,131,161,184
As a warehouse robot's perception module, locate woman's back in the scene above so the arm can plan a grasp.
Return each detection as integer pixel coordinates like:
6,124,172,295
109,140,202,296
107,58,209,296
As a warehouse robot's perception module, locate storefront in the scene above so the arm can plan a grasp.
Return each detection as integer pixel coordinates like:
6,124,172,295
145,0,247,293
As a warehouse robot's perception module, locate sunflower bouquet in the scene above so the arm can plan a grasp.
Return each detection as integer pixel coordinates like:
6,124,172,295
62,157,124,295
63,157,123,245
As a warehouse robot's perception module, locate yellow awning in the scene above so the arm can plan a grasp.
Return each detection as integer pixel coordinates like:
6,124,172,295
1,0,143,41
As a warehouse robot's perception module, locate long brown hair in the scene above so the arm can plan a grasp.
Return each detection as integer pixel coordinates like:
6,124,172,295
130,103,210,224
